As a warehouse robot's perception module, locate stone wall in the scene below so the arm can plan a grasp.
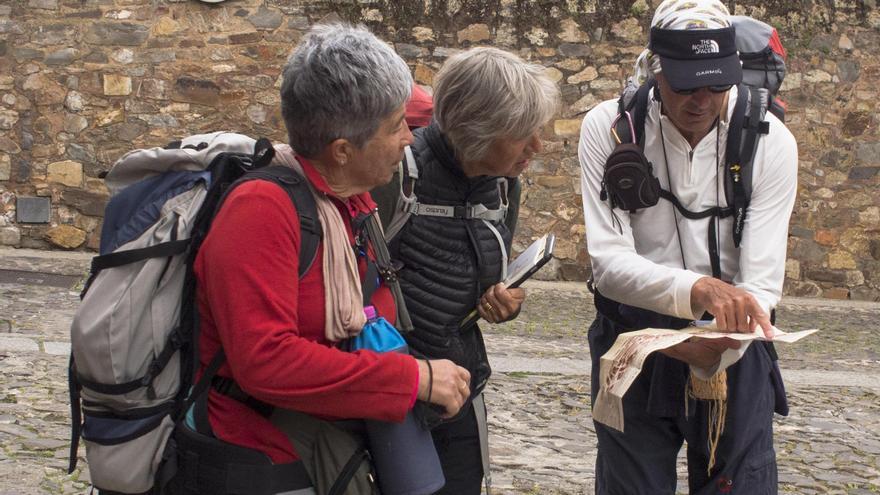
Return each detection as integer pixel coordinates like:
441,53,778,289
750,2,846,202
1,0,878,301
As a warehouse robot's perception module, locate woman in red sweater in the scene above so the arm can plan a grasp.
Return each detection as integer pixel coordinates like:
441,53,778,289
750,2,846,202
190,23,471,494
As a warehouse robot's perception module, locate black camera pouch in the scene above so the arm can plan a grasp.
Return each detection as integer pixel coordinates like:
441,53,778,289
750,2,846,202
601,142,662,212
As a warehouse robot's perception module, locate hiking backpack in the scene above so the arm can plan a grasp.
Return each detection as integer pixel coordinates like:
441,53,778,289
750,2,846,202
67,132,322,494
600,15,787,278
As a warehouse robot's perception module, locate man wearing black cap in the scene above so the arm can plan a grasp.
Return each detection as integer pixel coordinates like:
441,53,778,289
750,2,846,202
577,0,798,493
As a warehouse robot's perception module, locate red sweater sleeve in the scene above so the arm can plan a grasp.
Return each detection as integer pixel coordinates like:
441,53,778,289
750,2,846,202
196,181,418,422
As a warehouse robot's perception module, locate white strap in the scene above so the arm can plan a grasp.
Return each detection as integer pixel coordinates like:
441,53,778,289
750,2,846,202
481,219,508,281
384,149,420,241
404,145,419,179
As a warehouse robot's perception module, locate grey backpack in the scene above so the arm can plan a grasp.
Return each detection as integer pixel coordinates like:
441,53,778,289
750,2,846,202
67,132,321,494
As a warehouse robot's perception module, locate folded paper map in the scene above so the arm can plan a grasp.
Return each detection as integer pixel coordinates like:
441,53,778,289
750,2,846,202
593,325,818,432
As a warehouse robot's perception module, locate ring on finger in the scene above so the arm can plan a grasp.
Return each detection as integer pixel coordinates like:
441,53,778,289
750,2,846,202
484,302,493,311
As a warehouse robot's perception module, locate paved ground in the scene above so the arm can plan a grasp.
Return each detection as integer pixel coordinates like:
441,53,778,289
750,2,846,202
0,247,879,494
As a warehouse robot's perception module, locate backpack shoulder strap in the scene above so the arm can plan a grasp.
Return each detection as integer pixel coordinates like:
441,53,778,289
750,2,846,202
613,80,654,147
230,165,323,278
724,84,770,248
383,146,419,241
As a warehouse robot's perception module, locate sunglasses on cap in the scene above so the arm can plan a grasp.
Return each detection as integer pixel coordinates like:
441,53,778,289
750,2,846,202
669,84,734,95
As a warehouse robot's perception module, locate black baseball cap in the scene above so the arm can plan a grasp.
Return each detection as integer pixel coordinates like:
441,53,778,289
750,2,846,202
649,26,742,91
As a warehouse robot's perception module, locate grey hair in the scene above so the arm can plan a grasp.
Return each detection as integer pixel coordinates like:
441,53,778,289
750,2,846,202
433,47,559,163
280,23,412,158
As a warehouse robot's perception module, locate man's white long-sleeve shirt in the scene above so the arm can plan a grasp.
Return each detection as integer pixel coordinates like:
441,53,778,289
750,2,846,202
578,86,798,320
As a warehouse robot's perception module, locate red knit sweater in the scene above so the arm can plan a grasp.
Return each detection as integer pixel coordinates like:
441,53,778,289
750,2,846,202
194,158,419,463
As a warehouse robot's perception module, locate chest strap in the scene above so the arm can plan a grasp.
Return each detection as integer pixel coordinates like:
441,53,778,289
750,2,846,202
398,146,509,221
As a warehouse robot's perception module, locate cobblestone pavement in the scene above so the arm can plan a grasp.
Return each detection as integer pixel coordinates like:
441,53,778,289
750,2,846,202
1,248,879,494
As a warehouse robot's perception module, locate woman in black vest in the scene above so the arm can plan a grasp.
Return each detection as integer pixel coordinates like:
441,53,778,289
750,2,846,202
373,47,559,494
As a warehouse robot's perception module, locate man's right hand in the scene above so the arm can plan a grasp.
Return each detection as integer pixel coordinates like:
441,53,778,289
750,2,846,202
660,337,741,369
691,276,774,338
416,359,471,418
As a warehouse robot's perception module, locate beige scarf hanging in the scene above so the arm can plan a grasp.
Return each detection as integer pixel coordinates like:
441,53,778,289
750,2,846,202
273,145,366,341
687,369,728,476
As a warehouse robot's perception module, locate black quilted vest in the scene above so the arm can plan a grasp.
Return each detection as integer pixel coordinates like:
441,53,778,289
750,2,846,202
390,123,512,397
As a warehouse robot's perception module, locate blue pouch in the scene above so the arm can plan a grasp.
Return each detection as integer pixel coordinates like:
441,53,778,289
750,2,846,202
348,309,407,353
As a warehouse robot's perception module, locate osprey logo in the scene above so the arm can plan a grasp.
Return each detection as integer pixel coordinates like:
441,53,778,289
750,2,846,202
692,39,720,55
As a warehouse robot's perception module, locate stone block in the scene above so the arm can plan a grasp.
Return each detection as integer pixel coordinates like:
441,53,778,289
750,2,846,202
560,261,588,281
814,229,838,246
525,27,549,46
556,58,584,72
45,224,86,249
591,78,622,91
536,176,571,188
0,337,38,352
0,109,18,130
96,108,124,127
66,143,95,165
64,114,88,134
62,189,108,217
16,196,50,223
822,287,850,300
828,250,858,270
151,17,179,36
412,27,434,42
558,43,591,58
785,259,801,280
413,64,435,86
46,48,80,66
28,0,58,9
0,137,21,155
0,154,8,181
805,268,847,285
544,67,563,84
394,43,423,60
837,60,860,83
569,93,599,117
848,167,879,180
85,22,149,46
0,226,20,246
850,286,880,302
554,119,582,137
65,91,84,112
229,32,262,44
103,74,132,96
12,48,43,61
859,207,879,226
784,280,821,297
458,23,491,43
558,18,588,43
433,47,462,59
173,77,220,106
568,66,598,84
44,341,71,356
846,270,866,287
32,24,76,46
248,6,283,30
47,160,82,187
